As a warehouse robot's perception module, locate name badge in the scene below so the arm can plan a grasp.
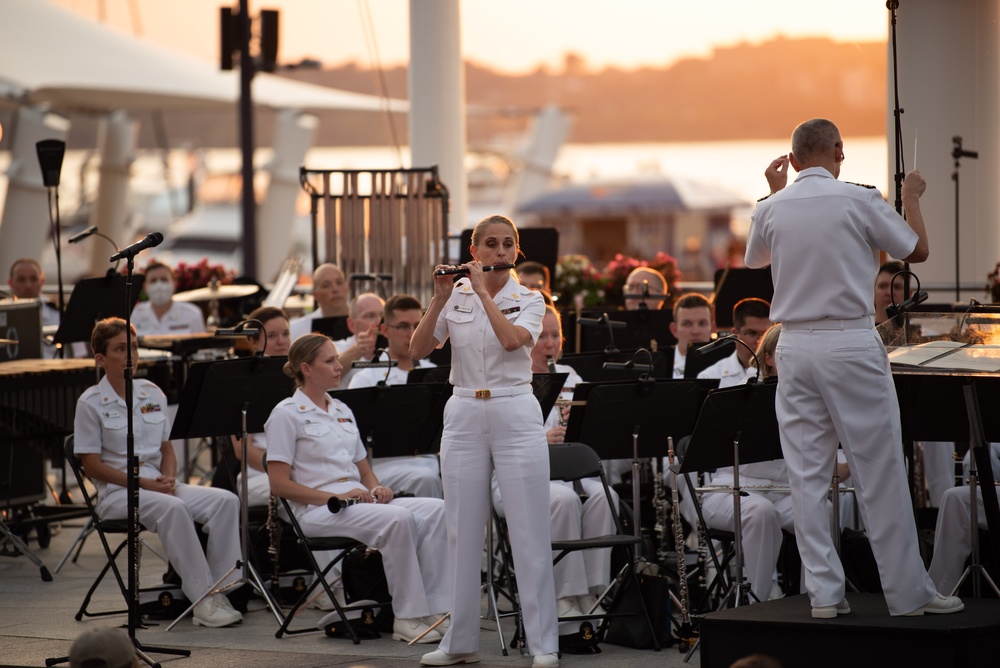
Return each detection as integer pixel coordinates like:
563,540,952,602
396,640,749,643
500,306,521,315
452,305,473,313
104,410,122,419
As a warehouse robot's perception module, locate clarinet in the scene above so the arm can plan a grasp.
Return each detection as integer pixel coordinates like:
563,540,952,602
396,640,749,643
667,438,694,648
266,493,283,598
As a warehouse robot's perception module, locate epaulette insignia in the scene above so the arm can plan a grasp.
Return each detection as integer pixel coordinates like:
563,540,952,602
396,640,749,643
756,193,772,203
846,181,877,190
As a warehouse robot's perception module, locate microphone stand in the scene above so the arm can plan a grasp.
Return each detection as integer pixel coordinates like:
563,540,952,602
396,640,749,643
886,0,913,299
951,136,978,301
123,251,189,664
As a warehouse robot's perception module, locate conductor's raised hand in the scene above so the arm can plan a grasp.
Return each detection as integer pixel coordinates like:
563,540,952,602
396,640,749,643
765,154,791,194
902,170,927,200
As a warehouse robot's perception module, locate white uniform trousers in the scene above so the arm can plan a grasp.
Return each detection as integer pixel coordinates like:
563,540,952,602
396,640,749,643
919,441,957,508
373,456,444,499
701,481,795,602
928,485,998,595
237,472,271,508
494,478,617,599
776,326,937,615
296,497,449,620
439,394,558,656
98,471,242,604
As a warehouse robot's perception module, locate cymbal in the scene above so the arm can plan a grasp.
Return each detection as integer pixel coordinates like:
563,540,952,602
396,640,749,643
173,284,259,302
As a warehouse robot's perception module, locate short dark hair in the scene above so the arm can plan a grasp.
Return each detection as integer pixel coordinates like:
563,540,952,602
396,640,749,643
144,261,175,281
247,306,288,341
517,261,550,283
91,317,135,356
384,294,422,322
732,297,771,329
878,260,905,276
673,292,711,319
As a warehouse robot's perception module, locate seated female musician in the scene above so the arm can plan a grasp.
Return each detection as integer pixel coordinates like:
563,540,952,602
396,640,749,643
264,333,450,643
230,306,292,507
74,317,243,628
492,304,619,618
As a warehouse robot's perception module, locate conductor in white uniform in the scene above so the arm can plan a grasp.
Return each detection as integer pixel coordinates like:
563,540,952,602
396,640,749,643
745,118,962,618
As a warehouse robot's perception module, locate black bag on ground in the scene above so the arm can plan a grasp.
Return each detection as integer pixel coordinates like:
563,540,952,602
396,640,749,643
602,561,673,649
343,548,394,632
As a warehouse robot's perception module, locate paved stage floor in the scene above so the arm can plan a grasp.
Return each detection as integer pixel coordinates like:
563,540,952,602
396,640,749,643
0,515,703,668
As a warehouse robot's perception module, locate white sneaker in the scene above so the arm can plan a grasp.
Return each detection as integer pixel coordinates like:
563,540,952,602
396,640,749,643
392,617,442,643
557,596,584,619
902,593,964,616
576,594,606,616
811,599,851,619
532,652,559,668
213,593,243,621
420,649,480,666
192,596,241,627
306,587,346,611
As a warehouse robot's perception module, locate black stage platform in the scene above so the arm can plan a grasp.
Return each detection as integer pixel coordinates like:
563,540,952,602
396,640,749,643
699,593,1000,667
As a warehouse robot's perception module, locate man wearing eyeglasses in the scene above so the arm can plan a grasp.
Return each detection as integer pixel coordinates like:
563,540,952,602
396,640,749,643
349,294,442,499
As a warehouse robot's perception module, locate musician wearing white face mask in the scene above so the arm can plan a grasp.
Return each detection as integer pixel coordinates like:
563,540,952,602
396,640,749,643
130,261,205,337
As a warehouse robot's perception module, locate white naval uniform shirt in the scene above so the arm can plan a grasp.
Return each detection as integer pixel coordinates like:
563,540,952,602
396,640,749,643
673,347,687,379
73,376,172,497
131,301,206,337
745,166,918,322
697,350,757,387
264,387,367,518
432,275,544,390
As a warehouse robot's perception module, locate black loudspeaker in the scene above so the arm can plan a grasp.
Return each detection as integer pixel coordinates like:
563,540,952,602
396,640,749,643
259,10,279,73
220,7,236,71
459,227,559,280
36,139,65,188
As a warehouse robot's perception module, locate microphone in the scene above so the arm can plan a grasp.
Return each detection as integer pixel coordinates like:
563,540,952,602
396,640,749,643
577,315,627,329
327,496,363,514
36,139,66,188
696,335,737,355
952,136,979,160
602,361,653,372
885,290,929,319
434,263,516,276
214,328,260,337
110,232,164,262
351,348,398,369
68,225,98,244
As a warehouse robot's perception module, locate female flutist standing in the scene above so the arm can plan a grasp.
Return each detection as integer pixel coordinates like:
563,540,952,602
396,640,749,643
411,215,559,668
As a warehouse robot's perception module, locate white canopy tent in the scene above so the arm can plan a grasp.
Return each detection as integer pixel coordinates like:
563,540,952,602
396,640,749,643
0,0,406,278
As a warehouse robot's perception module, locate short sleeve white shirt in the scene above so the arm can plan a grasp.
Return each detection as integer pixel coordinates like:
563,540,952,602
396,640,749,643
697,350,756,389
431,275,544,390
73,377,172,496
264,388,367,516
131,301,206,337
746,167,918,323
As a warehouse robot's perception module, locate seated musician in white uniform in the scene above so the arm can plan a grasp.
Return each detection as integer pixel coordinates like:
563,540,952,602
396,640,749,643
669,293,714,379
74,317,243,628
697,299,794,602
347,294,442,499
928,443,1000,596
130,261,206,337
230,306,292,506
7,257,63,358
289,263,349,341
265,333,450,644
492,303,618,619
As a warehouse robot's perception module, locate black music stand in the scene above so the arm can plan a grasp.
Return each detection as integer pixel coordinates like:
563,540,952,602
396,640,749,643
577,310,676,354
333,384,444,461
561,350,670,382
164,356,295,630
677,381,782,610
712,268,773,329
54,274,145,345
531,372,568,418
683,341,738,379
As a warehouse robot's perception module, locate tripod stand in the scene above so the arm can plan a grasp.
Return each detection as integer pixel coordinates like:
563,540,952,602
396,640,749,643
950,382,1000,597
163,355,294,631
